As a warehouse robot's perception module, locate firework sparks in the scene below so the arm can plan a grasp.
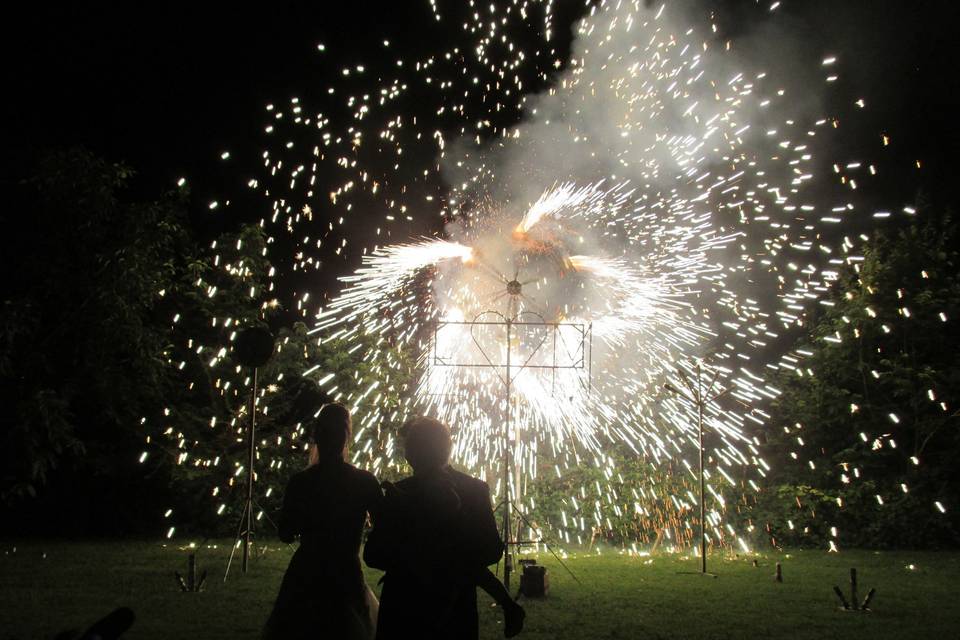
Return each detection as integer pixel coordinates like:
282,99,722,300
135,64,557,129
150,1,948,550
314,179,752,548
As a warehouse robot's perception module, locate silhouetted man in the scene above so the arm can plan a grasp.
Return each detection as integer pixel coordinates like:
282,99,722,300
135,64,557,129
365,416,519,639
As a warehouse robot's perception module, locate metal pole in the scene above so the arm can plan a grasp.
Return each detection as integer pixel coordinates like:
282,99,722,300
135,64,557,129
551,322,557,395
587,323,593,392
243,367,258,573
696,364,706,575
503,319,513,590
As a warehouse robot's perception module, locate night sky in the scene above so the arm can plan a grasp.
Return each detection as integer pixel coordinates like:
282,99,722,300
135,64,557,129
5,1,960,244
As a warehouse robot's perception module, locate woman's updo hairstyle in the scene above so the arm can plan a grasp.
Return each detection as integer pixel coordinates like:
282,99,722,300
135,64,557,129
310,402,352,458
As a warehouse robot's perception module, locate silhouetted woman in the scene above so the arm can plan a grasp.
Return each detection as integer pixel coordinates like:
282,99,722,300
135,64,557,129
263,403,382,640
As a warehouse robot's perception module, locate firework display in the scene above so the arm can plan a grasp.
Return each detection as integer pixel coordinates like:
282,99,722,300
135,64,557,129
150,1,948,551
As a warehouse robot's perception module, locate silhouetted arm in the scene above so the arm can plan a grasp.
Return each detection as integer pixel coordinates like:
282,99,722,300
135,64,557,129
439,479,503,588
365,473,385,527
471,481,505,567
277,473,303,544
363,481,400,570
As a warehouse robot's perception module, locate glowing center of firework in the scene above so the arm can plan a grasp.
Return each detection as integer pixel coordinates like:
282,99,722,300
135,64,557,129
319,182,739,493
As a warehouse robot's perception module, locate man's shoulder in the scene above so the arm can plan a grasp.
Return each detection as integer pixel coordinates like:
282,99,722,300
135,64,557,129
345,464,381,489
346,463,376,480
392,476,418,491
446,467,490,495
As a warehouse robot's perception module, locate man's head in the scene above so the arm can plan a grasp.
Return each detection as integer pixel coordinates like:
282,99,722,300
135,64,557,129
310,402,352,459
401,416,452,473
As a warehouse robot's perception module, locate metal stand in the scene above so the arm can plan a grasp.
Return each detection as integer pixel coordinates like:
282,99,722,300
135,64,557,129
663,362,728,576
834,568,876,611
433,308,589,590
221,326,277,581
224,367,261,580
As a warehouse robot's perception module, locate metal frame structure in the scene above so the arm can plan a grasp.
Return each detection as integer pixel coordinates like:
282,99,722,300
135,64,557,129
431,308,591,590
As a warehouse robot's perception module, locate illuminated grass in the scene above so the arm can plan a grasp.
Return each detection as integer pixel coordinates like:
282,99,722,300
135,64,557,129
1,540,956,639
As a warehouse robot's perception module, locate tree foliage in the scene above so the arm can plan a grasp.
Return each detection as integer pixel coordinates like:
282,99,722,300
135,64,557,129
525,442,745,551
0,149,408,536
756,211,960,548
0,149,194,527
138,215,414,536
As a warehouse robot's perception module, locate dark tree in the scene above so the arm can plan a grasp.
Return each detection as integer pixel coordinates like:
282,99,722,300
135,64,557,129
756,209,960,548
0,149,196,532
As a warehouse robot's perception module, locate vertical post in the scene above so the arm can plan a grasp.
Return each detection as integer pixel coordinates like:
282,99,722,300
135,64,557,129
587,323,593,392
503,319,513,590
697,364,706,575
189,553,197,591
551,322,557,395
243,367,258,573
850,568,859,610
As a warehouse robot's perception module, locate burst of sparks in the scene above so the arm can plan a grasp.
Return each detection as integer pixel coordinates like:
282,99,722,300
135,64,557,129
148,1,948,550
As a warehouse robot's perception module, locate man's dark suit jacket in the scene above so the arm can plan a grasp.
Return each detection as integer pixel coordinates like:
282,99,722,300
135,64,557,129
364,466,504,640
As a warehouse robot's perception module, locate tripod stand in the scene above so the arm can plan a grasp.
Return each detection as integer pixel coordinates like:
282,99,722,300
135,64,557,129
224,367,268,580
223,327,276,581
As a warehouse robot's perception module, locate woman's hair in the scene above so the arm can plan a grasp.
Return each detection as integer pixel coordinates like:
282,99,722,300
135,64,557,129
309,402,352,459
401,416,452,471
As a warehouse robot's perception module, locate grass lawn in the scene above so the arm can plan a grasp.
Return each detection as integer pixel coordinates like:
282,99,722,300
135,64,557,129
1,539,958,639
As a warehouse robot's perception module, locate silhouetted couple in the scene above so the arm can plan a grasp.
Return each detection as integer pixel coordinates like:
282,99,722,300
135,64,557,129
263,404,525,640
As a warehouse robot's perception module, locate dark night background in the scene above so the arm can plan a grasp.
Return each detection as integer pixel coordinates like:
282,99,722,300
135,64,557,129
4,1,960,226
